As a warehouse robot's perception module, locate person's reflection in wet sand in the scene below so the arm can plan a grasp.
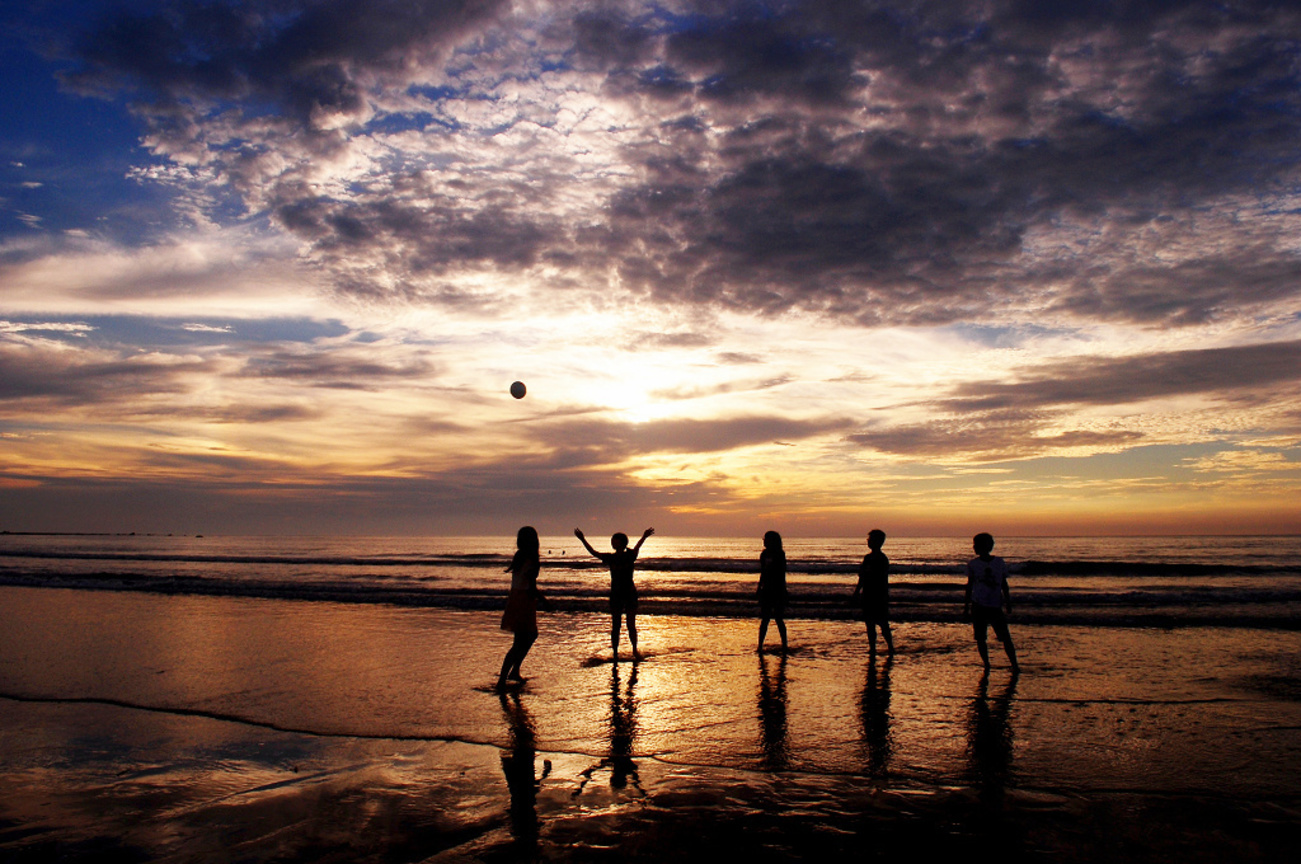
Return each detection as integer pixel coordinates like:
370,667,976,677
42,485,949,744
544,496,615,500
966,672,1018,804
859,654,894,778
576,665,642,793
757,652,789,770
608,664,640,790
499,691,550,845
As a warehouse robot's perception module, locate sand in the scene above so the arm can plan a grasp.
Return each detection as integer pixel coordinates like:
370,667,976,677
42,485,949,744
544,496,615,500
1,585,1300,862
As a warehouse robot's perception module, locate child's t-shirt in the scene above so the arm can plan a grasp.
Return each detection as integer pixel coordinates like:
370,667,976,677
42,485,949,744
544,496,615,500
967,555,1008,608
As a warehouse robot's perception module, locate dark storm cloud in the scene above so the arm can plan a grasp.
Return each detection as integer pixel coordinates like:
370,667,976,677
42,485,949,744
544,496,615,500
61,1,1301,326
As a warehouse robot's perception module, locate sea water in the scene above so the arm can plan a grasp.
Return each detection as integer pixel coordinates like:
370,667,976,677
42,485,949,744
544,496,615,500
2,534,1301,861
3,533,1300,627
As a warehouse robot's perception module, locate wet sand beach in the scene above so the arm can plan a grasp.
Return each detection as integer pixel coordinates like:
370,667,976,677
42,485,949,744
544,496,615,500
2,585,1301,861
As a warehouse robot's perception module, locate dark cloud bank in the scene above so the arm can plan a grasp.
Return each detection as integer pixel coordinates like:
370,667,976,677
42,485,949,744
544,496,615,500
57,0,1301,327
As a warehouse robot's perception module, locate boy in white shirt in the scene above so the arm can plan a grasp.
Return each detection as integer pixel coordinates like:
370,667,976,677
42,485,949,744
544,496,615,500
963,533,1020,673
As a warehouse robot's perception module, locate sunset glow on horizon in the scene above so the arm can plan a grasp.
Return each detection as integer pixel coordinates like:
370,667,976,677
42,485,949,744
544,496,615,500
3,1,1301,537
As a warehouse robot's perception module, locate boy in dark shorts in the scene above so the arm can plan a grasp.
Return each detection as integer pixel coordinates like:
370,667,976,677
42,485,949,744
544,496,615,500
853,529,895,657
963,533,1020,673
576,527,654,662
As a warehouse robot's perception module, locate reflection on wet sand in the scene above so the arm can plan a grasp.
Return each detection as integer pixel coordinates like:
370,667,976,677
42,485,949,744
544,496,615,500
966,672,1018,800
499,691,550,846
859,655,893,778
757,653,789,770
577,665,642,793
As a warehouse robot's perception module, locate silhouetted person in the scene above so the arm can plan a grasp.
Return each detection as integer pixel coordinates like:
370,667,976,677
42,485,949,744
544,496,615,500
575,526,654,662
852,529,895,656
757,652,789,770
757,530,789,654
498,526,550,689
499,691,550,844
963,533,1020,673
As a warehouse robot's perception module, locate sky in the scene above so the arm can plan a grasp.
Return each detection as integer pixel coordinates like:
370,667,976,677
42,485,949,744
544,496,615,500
2,0,1301,537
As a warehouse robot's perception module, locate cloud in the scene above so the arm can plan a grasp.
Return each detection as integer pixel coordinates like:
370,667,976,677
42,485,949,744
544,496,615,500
239,347,434,389
0,462,733,535
0,320,94,335
847,339,1301,462
63,0,512,127
0,339,209,405
847,411,1145,463
532,414,853,465
946,339,1301,411
649,374,794,401
51,1,1301,328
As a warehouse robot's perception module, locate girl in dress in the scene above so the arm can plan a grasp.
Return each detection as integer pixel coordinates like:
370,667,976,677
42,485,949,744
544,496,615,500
498,526,549,689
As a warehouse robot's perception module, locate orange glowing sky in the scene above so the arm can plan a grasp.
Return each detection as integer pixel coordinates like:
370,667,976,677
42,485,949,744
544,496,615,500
2,1,1301,536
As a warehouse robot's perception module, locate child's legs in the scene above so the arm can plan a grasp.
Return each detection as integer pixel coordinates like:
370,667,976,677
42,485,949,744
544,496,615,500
501,630,537,680
610,611,622,651
626,610,638,649
759,615,770,645
972,614,991,666
511,631,536,672
775,616,787,648
880,619,894,652
991,615,1017,666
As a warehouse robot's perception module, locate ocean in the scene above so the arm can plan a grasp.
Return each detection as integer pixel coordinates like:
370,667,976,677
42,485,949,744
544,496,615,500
2,533,1300,861
3,532,1300,628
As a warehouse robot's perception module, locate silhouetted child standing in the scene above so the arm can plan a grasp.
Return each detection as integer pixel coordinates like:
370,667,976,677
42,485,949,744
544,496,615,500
853,529,895,656
498,526,550,690
963,533,1020,673
575,527,654,662
757,530,788,654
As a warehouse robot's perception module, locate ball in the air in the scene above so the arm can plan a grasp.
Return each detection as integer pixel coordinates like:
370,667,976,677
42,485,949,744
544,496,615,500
510,381,527,399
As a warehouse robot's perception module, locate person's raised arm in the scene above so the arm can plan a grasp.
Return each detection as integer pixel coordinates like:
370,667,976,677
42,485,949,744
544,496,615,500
632,527,655,553
574,528,600,559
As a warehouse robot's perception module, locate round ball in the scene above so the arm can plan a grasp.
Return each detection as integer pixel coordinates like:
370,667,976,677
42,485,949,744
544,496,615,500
510,381,527,399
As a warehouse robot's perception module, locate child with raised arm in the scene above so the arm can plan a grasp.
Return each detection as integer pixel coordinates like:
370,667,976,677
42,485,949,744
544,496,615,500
853,529,895,657
963,533,1020,673
575,527,654,662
